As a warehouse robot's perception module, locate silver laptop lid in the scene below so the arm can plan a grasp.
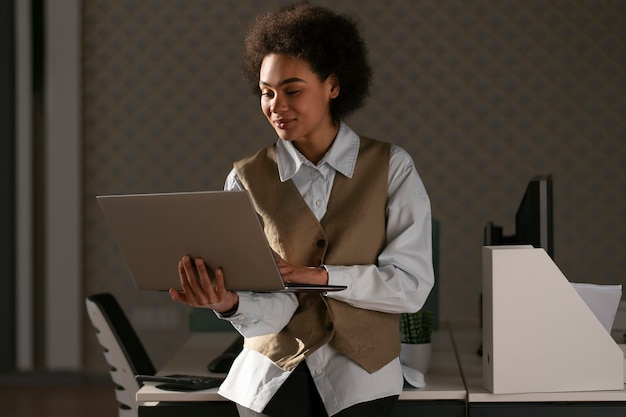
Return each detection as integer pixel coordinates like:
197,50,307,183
97,191,346,292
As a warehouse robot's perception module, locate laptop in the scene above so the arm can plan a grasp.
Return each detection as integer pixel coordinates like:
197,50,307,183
96,191,347,293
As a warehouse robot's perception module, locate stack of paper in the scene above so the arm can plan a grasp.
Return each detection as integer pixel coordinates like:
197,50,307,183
571,283,622,333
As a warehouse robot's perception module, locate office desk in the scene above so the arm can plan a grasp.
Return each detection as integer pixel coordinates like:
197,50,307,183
136,329,466,416
450,321,626,417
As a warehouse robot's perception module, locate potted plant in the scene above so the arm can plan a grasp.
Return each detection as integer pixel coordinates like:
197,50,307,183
399,310,434,373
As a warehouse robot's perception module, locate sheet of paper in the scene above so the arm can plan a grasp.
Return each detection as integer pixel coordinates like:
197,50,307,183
571,283,622,333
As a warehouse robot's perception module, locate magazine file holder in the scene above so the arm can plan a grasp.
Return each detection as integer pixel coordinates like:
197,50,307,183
482,246,624,394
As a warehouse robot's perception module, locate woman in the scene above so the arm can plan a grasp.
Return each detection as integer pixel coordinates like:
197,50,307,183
170,3,434,416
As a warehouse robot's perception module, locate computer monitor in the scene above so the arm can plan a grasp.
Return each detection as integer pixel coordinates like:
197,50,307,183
484,174,554,259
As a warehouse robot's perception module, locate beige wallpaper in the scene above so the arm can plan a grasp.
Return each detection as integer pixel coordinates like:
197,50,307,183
82,0,626,372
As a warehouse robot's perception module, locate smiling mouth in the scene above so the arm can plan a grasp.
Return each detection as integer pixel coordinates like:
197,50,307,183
274,119,294,129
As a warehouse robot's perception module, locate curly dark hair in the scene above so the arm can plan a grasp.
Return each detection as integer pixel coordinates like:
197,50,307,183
242,2,372,121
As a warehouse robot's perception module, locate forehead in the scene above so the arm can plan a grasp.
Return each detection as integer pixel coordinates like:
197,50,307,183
259,54,318,86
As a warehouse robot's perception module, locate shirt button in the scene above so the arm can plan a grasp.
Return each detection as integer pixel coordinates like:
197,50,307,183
315,368,322,375
315,200,323,207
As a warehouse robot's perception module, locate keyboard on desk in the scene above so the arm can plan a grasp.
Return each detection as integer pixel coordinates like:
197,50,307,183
136,373,225,391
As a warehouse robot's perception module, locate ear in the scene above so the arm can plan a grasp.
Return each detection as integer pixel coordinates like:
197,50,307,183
329,75,340,99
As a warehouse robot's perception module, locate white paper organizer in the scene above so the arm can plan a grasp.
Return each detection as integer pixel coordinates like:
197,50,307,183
482,246,624,394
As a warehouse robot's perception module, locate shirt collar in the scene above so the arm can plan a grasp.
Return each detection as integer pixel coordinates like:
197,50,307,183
276,122,359,182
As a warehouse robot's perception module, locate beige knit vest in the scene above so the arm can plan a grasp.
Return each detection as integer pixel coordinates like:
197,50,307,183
233,136,400,373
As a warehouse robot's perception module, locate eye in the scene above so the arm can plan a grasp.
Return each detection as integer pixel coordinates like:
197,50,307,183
286,90,301,96
260,90,274,99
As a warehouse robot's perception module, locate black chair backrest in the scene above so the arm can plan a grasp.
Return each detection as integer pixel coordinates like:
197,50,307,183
87,293,156,376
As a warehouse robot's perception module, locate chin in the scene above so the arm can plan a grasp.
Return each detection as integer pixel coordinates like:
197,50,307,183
275,131,297,142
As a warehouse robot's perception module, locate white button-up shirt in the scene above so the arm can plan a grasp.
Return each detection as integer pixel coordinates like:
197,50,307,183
217,123,434,416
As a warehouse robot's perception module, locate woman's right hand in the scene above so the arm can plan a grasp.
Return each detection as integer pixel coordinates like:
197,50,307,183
169,255,239,314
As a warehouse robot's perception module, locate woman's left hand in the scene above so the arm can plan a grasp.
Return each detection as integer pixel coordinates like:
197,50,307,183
276,259,329,285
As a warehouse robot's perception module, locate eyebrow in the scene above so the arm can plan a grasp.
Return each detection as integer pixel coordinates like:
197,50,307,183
259,77,306,88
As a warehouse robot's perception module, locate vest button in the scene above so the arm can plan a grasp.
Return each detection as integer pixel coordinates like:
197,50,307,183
316,239,326,248
326,322,334,331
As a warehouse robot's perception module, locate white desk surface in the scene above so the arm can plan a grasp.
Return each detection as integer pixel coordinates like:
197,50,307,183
137,331,235,403
450,320,626,403
136,328,466,404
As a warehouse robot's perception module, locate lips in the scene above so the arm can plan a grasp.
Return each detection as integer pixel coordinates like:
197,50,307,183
274,118,295,129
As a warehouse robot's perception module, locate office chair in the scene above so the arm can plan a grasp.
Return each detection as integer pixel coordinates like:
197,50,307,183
86,293,156,417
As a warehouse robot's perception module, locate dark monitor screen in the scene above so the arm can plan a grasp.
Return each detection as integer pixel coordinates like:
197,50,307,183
484,175,554,259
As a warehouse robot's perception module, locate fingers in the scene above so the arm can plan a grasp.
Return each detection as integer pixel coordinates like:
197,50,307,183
212,266,226,295
197,261,232,306
188,257,208,296
178,258,196,297
173,255,225,308
174,256,206,307
276,260,326,285
277,259,295,278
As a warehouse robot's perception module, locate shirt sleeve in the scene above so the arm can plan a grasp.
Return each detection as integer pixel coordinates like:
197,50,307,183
325,145,435,314
217,168,299,336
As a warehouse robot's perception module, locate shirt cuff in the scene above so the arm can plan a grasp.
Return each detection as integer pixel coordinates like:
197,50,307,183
214,292,263,325
217,304,239,318
323,265,351,289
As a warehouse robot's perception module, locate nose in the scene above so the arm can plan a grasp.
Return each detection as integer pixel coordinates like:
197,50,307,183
270,93,288,113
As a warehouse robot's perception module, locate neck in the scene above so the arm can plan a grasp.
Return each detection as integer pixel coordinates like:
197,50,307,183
293,122,339,165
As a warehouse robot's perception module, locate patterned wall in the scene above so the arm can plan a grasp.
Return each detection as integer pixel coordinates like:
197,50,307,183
82,0,626,372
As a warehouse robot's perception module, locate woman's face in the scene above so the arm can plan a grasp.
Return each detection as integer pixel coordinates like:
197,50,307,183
259,54,339,146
